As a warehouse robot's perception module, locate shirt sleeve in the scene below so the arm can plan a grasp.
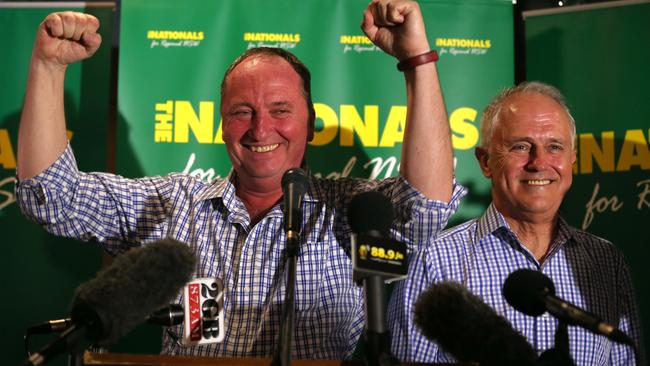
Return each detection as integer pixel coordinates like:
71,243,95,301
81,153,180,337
15,143,175,254
383,176,466,253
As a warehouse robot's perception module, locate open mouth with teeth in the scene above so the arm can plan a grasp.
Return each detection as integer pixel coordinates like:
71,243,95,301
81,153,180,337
525,179,551,186
248,144,279,153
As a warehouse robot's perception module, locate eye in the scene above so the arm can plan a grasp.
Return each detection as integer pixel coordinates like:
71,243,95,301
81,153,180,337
548,144,564,152
511,143,530,152
271,108,290,117
231,109,252,118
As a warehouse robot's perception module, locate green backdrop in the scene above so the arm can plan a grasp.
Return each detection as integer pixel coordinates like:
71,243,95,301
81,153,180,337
0,3,113,366
525,0,650,356
117,0,514,224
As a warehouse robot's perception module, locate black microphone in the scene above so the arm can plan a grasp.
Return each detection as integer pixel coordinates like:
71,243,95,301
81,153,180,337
502,269,633,345
281,168,308,252
273,168,308,366
348,191,406,283
27,304,185,334
348,191,403,366
414,281,537,366
23,238,196,366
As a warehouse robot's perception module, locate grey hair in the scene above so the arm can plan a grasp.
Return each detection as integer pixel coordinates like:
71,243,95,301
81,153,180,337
479,81,576,150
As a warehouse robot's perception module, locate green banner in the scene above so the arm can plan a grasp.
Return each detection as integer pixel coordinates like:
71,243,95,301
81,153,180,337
525,1,650,354
117,0,514,224
0,4,113,366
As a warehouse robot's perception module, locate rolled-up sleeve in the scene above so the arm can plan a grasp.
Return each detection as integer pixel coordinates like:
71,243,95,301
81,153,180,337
15,143,174,253
16,144,80,224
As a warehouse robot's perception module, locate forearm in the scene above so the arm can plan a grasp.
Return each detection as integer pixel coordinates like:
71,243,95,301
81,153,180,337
400,62,453,202
17,58,69,180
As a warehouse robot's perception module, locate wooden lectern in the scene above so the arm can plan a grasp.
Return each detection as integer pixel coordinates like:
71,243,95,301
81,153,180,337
82,352,472,366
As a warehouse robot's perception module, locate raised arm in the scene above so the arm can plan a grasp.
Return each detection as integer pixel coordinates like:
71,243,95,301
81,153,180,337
17,12,101,180
361,0,453,202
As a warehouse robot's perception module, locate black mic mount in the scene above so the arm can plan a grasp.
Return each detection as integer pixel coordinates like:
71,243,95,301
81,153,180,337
273,168,309,366
348,191,405,366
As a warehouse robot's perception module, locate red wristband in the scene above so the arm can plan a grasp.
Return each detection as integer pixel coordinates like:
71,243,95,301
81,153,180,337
396,50,439,71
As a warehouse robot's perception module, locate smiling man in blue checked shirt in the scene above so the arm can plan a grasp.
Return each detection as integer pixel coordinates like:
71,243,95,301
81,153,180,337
15,0,464,359
389,81,645,365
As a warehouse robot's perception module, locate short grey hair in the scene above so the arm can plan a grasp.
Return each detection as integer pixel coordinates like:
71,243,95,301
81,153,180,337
479,81,576,150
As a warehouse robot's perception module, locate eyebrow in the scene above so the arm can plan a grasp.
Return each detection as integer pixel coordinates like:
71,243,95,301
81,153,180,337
506,137,568,145
269,101,292,108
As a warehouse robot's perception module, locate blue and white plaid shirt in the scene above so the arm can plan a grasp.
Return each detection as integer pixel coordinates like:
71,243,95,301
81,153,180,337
16,144,464,359
388,203,644,365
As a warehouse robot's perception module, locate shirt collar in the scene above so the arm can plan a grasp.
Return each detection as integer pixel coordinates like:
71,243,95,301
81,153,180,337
475,203,577,248
475,203,510,243
194,170,323,204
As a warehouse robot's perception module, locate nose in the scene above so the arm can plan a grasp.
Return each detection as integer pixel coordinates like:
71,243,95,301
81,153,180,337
248,110,273,140
525,147,548,172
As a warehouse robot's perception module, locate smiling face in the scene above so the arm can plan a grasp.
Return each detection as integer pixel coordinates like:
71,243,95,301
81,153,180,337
475,92,577,222
220,55,314,191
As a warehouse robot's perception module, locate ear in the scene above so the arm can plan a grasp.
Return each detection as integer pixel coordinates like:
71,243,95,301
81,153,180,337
474,147,492,178
570,148,577,165
307,105,315,142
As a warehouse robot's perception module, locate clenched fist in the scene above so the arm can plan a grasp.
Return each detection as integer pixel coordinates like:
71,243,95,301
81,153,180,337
361,0,430,61
33,12,102,68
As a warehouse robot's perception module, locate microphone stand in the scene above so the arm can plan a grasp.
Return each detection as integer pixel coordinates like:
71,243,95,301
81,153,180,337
272,232,300,366
537,321,576,366
362,275,400,366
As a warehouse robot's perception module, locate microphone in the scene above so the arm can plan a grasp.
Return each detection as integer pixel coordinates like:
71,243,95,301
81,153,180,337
27,304,184,334
348,191,404,366
273,168,308,366
281,168,308,253
413,281,537,366
502,269,633,345
349,191,407,283
23,238,196,366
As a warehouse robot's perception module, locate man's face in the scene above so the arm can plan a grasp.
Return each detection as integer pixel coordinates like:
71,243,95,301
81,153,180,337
220,55,313,189
476,92,576,221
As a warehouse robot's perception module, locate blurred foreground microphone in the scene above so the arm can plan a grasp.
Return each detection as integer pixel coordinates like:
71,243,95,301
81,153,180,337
414,281,536,366
23,238,196,366
273,168,309,366
348,191,405,366
503,269,634,345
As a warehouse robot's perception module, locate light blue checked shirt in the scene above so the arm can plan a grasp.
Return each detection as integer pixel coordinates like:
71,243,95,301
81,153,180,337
16,144,464,359
388,203,644,365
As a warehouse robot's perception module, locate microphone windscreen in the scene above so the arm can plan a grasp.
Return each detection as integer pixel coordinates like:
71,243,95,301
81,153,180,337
414,281,536,366
348,191,395,235
71,238,196,345
281,168,308,194
502,268,555,317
